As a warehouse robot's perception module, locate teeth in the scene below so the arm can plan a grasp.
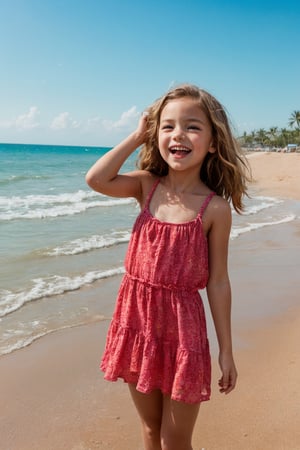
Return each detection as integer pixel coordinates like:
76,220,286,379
170,146,191,154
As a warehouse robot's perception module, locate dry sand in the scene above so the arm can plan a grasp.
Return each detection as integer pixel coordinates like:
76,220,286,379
0,152,299,450
247,151,300,199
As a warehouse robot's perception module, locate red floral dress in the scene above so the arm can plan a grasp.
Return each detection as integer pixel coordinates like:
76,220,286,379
100,179,215,404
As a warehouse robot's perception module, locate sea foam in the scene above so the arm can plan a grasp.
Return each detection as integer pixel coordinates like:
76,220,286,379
0,266,125,318
231,214,296,239
0,190,135,220
45,230,131,256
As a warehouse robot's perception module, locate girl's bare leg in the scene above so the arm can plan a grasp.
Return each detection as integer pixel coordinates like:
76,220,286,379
128,384,163,450
160,396,200,450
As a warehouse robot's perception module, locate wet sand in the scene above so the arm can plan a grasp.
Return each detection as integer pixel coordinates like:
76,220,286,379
0,152,299,450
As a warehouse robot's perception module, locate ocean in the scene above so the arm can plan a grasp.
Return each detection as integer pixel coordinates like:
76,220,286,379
0,143,299,356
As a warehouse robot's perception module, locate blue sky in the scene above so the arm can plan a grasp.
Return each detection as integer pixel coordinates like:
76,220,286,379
0,0,299,146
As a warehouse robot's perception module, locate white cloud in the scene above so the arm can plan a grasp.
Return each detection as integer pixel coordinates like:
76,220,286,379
15,106,40,130
0,106,40,130
0,105,141,145
83,116,103,131
103,106,139,131
50,112,80,130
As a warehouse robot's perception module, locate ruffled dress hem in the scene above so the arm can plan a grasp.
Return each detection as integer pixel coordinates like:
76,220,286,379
101,373,211,404
100,321,211,404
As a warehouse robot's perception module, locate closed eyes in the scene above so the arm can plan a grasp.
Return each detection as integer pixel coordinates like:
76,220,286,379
160,124,201,131
187,125,201,130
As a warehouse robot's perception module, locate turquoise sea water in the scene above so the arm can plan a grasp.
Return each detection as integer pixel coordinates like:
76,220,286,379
0,143,299,355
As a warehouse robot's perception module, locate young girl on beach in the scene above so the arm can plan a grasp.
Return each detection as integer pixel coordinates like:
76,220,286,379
86,84,249,450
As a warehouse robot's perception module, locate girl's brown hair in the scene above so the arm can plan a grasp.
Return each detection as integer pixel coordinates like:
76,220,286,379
137,84,251,213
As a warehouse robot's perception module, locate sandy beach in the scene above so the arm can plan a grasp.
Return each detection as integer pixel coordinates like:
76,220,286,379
0,152,300,450
247,151,300,200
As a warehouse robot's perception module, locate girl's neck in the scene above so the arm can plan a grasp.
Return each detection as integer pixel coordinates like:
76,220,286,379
162,169,207,195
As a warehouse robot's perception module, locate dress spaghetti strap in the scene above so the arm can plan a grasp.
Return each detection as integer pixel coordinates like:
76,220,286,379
144,178,160,209
199,192,215,219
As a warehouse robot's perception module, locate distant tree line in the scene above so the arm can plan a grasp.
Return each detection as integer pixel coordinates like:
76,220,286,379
238,110,300,148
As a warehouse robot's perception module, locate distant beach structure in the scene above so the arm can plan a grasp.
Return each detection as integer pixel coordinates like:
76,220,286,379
284,144,297,152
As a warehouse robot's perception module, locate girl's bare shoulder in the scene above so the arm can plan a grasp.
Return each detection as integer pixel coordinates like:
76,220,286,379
128,170,159,206
203,194,231,233
210,194,231,214
211,195,231,221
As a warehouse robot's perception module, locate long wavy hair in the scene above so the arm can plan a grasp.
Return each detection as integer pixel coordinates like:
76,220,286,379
137,84,251,213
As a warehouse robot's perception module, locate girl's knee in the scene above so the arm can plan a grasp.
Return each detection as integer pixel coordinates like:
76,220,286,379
142,419,160,434
161,432,192,450
141,420,161,447
160,397,198,449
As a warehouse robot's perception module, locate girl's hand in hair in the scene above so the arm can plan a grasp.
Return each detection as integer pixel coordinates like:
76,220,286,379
134,111,149,147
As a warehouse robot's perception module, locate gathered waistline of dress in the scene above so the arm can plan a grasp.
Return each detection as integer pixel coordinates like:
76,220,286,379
124,272,200,293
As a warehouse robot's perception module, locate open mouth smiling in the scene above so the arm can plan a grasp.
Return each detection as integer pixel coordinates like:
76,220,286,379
169,146,191,155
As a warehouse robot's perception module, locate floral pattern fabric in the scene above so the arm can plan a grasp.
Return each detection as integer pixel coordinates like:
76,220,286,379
100,180,215,404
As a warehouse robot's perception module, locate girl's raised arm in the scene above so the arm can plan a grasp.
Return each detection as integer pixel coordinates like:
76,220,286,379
85,113,148,200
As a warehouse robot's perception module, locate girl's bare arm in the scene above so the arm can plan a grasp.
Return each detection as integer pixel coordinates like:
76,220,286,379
206,198,238,394
85,114,148,201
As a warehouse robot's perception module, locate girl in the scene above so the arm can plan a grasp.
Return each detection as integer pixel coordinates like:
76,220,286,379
86,84,249,450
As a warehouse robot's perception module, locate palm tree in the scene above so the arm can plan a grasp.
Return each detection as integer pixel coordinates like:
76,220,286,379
255,128,268,146
241,131,255,146
288,110,300,129
268,126,278,146
279,128,290,147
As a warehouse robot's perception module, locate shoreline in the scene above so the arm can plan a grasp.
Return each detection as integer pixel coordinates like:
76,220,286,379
1,152,300,449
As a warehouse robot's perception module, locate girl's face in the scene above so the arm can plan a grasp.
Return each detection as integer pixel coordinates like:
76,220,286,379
158,97,215,174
